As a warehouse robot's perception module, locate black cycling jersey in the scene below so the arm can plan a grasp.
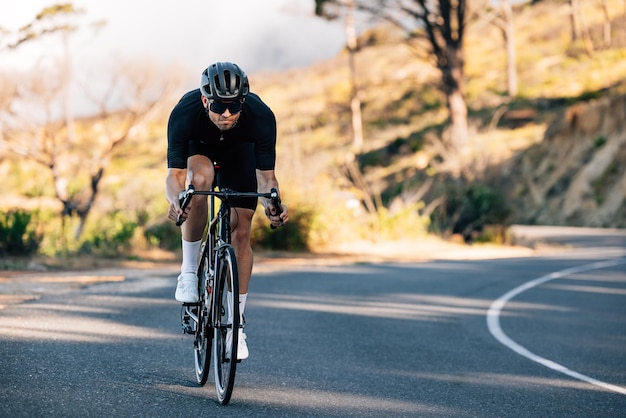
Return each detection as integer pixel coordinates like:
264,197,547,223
167,89,277,170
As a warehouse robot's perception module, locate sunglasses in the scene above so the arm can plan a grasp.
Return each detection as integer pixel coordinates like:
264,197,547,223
208,100,244,114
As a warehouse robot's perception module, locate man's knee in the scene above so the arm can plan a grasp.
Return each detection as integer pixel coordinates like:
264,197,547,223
188,172,213,190
187,156,215,190
232,209,254,239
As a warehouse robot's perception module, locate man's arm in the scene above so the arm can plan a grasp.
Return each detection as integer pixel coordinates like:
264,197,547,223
165,167,188,223
256,169,279,194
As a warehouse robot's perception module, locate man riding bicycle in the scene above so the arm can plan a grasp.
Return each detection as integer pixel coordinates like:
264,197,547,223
165,61,288,360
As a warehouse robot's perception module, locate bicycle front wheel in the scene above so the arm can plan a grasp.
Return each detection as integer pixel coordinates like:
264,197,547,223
194,244,212,385
213,245,239,405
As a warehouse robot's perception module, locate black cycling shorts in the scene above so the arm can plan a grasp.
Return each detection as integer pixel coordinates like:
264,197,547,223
188,139,258,210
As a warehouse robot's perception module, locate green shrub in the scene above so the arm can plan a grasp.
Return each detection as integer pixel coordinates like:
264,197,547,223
251,206,313,251
144,219,182,251
593,136,606,149
0,209,41,256
430,184,511,243
375,202,430,241
79,211,138,257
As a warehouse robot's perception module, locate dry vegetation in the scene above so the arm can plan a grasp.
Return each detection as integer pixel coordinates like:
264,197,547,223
2,0,625,262
254,0,626,245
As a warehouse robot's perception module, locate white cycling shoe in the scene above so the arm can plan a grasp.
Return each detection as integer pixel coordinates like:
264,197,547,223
175,273,199,303
226,327,249,360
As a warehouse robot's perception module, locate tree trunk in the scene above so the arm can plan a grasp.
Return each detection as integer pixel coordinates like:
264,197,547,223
73,167,104,239
602,0,611,47
569,0,581,41
62,30,75,145
416,0,470,152
440,46,469,151
501,0,518,97
568,0,594,55
346,0,364,152
447,87,469,151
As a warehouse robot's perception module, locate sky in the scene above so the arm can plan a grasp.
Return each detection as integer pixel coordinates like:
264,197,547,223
0,0,347,76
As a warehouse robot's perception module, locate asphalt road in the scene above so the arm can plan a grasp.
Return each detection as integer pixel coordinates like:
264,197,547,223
1,227,625,417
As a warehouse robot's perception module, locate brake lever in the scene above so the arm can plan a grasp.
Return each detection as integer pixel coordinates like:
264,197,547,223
176,185,195,226
269,188,283,230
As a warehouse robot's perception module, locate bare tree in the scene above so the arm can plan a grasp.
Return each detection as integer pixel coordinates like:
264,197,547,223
345,1,365,152
569,0,582,41
568,0,594,55
1,59,173,239
0,3,81,50
315,0,365,152
1,4,87,155
601,0,611,47
316,0,485,155
0,3,171,240
490,0,518,97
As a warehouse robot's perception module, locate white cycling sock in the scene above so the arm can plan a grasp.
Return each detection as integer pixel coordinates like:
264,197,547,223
227,291,248,325
239,293,248,324
181,239,202,275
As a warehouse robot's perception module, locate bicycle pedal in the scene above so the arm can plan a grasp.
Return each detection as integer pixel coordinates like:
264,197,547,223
181,318,196,334
180,306,197,334
182,325,195,334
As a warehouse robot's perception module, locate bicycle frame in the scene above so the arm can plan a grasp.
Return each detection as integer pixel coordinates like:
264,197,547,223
194,184,281,326
189,183,282,293
178,182,282,404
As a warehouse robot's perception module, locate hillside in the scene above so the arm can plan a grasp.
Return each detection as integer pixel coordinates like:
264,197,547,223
252,0,626,235
2,0,625,258
500,91,626,227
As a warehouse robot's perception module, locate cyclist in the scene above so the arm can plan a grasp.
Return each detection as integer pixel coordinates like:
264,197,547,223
165,61,288,360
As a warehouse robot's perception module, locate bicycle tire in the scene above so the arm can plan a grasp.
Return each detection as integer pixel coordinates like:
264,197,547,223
213,245,239,405
194,242,212,385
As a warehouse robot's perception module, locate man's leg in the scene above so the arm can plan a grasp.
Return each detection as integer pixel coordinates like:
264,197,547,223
231,207,255,295
229,207,255,360
175,155,214,303
181,155,214,241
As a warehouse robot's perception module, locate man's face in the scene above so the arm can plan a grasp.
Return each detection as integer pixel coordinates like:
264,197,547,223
202,96,242,131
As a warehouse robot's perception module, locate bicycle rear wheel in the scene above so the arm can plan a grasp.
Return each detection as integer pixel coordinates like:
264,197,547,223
194,244,212,385
213,245,239,405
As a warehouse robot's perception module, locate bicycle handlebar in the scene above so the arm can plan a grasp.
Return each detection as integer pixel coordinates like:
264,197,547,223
176,184,283,228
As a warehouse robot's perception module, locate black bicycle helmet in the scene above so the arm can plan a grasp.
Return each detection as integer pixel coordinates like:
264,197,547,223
200,62,250,101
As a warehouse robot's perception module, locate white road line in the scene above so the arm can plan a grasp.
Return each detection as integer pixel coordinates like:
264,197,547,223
486,258,626,395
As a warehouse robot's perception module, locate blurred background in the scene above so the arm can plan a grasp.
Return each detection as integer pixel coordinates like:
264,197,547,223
1,0,625,267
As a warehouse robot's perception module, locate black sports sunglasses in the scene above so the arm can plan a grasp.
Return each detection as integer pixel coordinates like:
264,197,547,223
208,100,244,114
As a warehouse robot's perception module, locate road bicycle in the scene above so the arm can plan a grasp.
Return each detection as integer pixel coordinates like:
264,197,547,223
176,179,282,405
177,182,282,403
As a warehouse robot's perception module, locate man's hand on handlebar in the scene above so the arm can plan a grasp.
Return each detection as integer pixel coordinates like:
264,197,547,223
169,188,194,226
168,201,183,224
265,202,288,228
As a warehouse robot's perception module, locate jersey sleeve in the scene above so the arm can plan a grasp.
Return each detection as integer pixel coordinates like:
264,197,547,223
251,98,277,171
167,93,194,169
